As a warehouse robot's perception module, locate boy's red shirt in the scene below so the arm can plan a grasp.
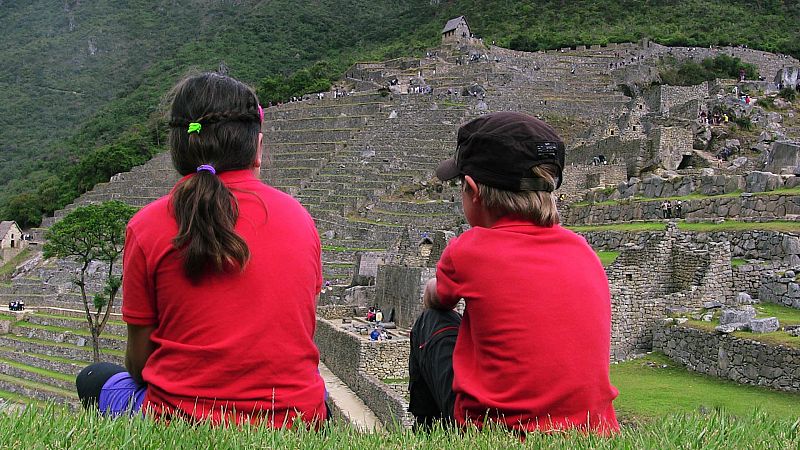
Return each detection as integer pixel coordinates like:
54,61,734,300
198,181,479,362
122,170,326,426
436,217,619,434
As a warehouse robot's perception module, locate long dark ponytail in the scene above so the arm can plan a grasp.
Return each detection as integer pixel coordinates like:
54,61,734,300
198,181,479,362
167,72,262,282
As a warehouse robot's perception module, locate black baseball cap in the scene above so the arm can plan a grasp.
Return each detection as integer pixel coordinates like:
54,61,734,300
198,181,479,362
435,112,566,191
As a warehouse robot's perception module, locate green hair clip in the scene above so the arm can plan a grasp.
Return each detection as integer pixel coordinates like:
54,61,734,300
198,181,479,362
187,122,202,134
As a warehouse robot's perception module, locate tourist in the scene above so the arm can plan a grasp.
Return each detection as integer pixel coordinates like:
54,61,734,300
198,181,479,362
370,327,381,341
367,307,376,322
666,200,673,219
675,200,683,218
75,73,327,426
661,200,669,219
409,112,619,434
375,308,384,324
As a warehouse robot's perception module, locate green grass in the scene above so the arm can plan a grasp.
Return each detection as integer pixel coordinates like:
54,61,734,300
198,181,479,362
0,248,32,280
596,251,619,267
569,220,800,233
684,320,800,348
610,353,800,422
756,303,800,326
731,258,747,267
0,403,797,449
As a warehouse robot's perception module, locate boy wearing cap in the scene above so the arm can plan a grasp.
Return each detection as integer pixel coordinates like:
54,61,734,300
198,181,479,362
408,112,619,434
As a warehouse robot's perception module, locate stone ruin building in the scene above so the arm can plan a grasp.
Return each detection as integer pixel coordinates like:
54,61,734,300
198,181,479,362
1,16,800,427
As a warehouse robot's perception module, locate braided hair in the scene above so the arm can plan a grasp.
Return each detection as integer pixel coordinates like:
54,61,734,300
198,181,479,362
167,72,262,282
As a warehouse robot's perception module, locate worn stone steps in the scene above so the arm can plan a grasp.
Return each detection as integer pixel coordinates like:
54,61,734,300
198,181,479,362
25,312,127,337
0,335,124,366
10,322,126,352
0,359,76,391
0,345,85,377
0,373,78,408
270,115,372,130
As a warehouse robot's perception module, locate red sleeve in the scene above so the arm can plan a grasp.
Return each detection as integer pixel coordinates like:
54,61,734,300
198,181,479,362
435,239,461,309
315,232,323,293
121,227,157,326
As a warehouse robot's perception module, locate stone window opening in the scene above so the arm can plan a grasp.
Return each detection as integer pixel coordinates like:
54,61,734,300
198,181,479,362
677,154,694,170
418,237,434,257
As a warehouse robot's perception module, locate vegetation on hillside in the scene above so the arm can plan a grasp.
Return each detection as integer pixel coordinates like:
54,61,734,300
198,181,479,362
659,54,758,86
1,0,799,226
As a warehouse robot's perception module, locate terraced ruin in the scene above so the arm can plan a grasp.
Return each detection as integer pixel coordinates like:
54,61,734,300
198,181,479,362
1,24,800,425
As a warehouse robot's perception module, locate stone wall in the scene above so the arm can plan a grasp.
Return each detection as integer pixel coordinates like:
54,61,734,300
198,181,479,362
582,229,800,262
607,226,733,360
561,163,627,201
582,172,794,203
568,137,644,177
653,322,800,392
564,192,800,224
374,265,435,328
651,126,693,171
655,83,709,115
732,262,783,299
758,270,800,309
314,319,413,428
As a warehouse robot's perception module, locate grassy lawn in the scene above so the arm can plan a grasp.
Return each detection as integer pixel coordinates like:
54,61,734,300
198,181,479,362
0,248,32,281
679,303,800,348
569,220,800,233
596,251,620,266
0,402,797,449
610,353,800,422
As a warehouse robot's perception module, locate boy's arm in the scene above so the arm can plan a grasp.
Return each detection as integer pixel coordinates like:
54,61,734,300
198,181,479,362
423,278,454,310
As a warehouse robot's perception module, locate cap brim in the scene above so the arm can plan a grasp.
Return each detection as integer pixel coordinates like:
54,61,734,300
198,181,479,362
435,158,460,181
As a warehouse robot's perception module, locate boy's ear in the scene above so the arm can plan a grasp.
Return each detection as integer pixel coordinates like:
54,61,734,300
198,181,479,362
464,175,480,202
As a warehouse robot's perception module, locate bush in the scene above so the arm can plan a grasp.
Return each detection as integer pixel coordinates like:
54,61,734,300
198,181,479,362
660,55,759,86
779,87,797,102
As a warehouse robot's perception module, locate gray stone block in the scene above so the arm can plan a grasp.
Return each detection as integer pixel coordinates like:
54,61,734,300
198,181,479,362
736,292,754,305
749,317,780,333
719,306,757,325
745,171,784,192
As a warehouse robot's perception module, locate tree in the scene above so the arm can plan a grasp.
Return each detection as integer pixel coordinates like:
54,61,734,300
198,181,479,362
43,201,138,362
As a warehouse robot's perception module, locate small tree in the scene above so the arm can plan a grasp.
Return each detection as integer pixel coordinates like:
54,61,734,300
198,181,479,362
43,201,137,362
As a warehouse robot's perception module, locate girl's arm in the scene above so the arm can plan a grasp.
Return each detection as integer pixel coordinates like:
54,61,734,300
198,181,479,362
125,324,156,385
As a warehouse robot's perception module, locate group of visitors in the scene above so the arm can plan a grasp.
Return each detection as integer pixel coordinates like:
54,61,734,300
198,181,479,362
660,199,683,219
699,110,729,126
7,301,24,311
73,73,619,436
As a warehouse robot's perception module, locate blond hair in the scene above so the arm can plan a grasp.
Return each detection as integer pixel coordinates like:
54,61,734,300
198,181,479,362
472,164,560,227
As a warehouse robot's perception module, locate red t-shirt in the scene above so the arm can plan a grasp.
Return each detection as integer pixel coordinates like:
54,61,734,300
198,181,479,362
122,169,326,426
436,217,619,434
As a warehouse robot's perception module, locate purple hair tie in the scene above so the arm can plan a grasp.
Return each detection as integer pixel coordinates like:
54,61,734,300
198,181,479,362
196,164,216,175
258,104,264,123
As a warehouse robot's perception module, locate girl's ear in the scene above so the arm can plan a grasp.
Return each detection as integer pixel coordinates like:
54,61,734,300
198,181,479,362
254,132,263,168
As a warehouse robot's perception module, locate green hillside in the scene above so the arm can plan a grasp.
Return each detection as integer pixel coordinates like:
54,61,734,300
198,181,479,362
1,0,798,226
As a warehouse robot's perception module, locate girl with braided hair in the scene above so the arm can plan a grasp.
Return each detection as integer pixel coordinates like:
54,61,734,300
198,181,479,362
76,72,328,426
